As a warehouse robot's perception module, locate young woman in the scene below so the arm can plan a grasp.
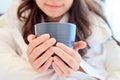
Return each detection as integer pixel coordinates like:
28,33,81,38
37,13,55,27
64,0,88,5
0,0,120,80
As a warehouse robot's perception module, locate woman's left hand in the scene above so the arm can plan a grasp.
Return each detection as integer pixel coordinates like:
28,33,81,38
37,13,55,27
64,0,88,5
52,41,86,76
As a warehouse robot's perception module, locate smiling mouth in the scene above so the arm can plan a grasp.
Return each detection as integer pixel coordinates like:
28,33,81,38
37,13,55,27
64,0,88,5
46,4,62,9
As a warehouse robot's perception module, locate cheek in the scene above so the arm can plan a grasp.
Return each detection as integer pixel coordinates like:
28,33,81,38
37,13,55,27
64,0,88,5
63,1,73,11
67,1,73,9
35,0,44,9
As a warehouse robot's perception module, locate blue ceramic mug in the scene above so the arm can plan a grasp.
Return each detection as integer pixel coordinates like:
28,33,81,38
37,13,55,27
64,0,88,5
34,22,76,69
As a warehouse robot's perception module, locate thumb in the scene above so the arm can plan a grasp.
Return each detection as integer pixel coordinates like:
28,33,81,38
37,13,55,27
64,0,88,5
73,41,87,51
27,34,36,43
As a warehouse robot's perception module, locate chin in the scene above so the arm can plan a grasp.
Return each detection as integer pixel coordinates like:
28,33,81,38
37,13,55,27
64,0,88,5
48,15,61,18
46,12,63,17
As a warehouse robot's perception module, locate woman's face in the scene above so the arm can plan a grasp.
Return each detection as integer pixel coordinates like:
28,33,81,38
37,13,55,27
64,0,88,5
35,0,73,20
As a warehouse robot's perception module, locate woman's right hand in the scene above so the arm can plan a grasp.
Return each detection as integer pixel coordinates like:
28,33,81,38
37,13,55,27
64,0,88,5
26,34,56,73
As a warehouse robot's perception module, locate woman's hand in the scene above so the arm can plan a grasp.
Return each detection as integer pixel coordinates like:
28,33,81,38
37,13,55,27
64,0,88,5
26,34,56,73
52,41,86,76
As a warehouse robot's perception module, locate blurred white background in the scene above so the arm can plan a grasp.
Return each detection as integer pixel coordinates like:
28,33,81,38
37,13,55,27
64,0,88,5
105,0,120,41
0,0,12,14
0,0,120,41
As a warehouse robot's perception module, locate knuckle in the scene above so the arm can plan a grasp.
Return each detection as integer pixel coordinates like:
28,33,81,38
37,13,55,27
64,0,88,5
33,60,42,70
65,69,73,76
32,62,38,69
47,49,52,53
27,55,33,63
38,69,43,73
38,68,45,73
29,54,35,62
43,59,51,69
43,41,49,47
42,65,47,71
73,64,79,71
28,57,33,64
71,52,75,57
60,52,64,56
46,48,53,55
34,47,41,54
44,38,56,46
69,59,75,65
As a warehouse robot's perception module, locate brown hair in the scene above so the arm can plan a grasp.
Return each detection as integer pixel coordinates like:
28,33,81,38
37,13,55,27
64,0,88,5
17,0,119,56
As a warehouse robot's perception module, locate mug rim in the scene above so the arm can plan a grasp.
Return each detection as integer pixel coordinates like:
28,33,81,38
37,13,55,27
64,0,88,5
34,22,76,28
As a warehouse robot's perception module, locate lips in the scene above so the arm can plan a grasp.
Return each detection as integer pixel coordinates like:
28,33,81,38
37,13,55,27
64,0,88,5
46,3,62,9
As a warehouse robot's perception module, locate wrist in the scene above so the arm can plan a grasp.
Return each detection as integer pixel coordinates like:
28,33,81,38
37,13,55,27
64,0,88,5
77,60,85,72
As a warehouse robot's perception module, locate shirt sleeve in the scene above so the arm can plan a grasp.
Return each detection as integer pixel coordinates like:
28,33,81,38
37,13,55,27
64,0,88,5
103,40,120,80
80,60,105,80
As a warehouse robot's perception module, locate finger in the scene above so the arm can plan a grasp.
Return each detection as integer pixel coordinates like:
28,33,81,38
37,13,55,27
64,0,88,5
74,41,87,51
29,38,56,62
56,43,81,63
32,47,54,69
37,57,53,73
53,56,73,76
52,47,79,70
27,34,50,55
52,62,63,76
27,34,36,42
